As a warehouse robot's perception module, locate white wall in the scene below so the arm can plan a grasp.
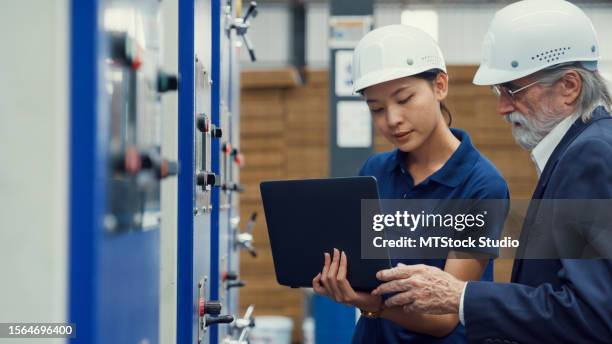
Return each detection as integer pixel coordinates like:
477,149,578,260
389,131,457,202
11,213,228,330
0,1,69,343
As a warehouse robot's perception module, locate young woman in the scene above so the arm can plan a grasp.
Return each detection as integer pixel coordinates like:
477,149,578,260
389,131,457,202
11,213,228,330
312,25,509,343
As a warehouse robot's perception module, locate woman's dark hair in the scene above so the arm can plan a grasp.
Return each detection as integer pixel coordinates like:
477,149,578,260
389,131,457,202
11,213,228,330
413,69,453,126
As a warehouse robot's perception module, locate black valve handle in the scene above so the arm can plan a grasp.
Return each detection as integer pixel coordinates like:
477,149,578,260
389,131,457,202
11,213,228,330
204,315,235,327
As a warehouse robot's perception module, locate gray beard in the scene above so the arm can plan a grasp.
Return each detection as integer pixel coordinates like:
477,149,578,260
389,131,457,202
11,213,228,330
504,111,565,150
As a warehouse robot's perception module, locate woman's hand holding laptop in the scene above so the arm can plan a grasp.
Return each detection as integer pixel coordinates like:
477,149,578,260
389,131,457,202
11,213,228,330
312,248,384,315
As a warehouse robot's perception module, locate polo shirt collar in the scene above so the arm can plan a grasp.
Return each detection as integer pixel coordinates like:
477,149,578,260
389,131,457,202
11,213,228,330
385,128,479,187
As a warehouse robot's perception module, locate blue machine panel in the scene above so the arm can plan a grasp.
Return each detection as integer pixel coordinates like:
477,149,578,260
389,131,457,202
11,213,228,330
70,0,178,343
178,0,239,343
177,1,258,343
177,0,197,341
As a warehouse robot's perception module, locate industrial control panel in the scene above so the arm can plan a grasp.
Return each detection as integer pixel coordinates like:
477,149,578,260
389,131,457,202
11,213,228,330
104,2,179,233
177,1,259,343
6,0,256,342
70,0,179,343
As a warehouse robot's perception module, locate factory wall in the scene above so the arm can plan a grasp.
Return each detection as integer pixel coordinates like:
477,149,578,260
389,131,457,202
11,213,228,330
240,2,612,81
238,68,328,342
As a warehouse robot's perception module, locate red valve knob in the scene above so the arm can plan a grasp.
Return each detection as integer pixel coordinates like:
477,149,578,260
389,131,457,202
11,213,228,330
230,148,245,167
196,114,209,133
222,271,238,281
234,153,245,167
130,43,143,70
199,299,222,316
124,146,141,174
131,54,143,70
222,142,232,155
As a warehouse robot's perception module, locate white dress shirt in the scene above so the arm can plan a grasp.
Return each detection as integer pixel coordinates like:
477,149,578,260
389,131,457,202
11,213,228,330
458,113,579,326
530,113,580,176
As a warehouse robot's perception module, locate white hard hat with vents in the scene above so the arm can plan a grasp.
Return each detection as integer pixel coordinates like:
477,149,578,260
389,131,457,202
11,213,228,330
473,0,600,86
352,25,446,93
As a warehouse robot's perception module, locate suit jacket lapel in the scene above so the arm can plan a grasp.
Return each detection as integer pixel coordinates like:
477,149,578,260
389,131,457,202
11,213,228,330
511,107,608,281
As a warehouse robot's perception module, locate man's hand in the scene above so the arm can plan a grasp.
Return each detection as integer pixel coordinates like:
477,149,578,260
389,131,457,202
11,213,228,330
372,263,466,315
312,248,382,312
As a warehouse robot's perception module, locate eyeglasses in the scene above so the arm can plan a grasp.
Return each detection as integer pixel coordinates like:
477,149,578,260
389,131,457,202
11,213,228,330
491,78,543,100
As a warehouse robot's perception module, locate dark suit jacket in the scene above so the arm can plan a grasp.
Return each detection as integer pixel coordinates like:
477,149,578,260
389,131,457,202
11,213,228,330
464,106,612,343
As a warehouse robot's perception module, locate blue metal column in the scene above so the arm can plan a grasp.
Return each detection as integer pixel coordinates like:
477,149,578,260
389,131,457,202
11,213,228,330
69,1,100,342
178,0,196,342
210,1,222,343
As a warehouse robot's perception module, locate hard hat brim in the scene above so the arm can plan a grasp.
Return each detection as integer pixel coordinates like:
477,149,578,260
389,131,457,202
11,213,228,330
472,65,542,86
473,59,600,86
353,66,447,93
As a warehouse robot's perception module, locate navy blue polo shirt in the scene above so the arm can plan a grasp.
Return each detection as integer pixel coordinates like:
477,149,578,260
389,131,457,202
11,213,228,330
352,128,509,344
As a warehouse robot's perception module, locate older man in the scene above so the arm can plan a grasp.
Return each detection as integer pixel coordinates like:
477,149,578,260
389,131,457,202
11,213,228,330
373,1,612,343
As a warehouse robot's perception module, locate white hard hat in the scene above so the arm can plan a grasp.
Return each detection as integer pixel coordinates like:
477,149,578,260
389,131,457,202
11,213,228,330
473,0,600,86
352,25,447,93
